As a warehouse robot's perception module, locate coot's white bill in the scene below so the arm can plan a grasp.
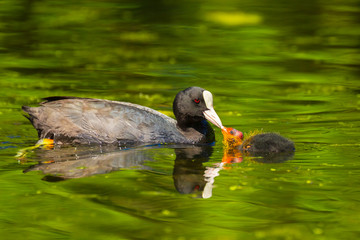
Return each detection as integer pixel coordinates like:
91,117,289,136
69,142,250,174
204,108,223,129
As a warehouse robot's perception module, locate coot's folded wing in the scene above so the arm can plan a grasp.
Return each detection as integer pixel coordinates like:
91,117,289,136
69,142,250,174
23,98,183,145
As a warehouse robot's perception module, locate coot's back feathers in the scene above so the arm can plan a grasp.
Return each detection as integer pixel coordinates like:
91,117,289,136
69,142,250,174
23,98,181,145
41,96,90,103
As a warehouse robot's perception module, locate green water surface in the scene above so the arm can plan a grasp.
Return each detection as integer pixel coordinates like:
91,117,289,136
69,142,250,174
0,0,359,239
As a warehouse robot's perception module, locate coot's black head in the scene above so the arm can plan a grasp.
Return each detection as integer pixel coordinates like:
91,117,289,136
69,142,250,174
173,87,223,130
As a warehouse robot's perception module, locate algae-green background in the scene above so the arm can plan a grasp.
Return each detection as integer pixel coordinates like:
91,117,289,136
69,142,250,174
0,0,359,239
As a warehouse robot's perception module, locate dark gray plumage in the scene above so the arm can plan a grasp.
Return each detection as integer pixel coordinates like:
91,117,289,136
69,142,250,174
238,132,295,162
241,133,295,154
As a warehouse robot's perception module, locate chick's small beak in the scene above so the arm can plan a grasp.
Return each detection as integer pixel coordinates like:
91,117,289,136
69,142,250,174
204,107,223,129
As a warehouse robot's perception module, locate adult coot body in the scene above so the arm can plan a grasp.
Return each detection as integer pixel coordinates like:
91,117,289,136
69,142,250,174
23,87,223,146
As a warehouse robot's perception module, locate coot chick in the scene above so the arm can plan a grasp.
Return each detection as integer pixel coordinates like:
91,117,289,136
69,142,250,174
241,132,295,154
222,127,295,162
22,87,223,145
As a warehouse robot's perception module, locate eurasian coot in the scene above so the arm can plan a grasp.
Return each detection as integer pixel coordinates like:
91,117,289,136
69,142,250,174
22,87,223,145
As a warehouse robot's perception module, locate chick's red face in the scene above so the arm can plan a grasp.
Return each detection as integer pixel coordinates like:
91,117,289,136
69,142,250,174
222,127,243,139
221,126,243,148
229,128,243,139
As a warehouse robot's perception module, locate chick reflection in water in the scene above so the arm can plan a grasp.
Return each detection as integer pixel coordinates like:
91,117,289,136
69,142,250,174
201,127,295,198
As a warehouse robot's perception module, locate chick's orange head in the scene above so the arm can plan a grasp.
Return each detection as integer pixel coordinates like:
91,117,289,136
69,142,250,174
221,126,243,148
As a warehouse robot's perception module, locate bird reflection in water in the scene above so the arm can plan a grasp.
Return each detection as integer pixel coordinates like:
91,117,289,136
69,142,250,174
20,136,294,198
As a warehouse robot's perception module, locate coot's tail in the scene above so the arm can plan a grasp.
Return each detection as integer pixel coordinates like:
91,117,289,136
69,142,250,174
22,106,41,138
22,106,34,122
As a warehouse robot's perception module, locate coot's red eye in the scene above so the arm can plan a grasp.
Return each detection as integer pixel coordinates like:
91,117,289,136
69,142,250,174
193,98,200,104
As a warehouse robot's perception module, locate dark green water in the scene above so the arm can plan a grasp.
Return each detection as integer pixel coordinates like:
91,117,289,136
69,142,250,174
1,0,360,239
